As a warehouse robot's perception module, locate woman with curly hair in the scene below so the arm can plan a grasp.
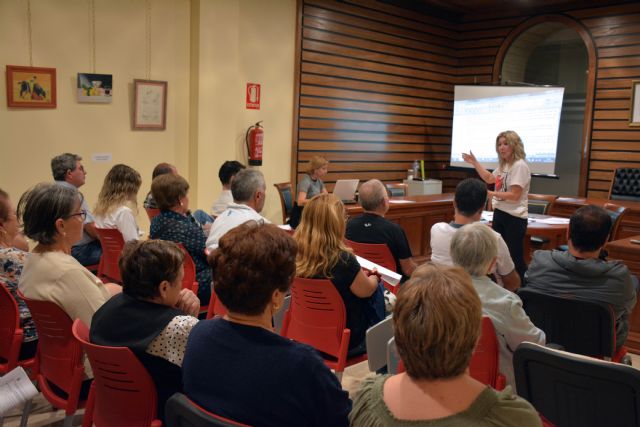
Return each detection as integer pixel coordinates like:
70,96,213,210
94,164,142,242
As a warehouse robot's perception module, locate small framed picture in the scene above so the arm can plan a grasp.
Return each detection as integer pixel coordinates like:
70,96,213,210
631,80,640,126
6,65,57,108
77,73,113,103
133,79,167,130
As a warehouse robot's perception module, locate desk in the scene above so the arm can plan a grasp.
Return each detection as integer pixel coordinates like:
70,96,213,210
524,214,569,263
549,197,640,238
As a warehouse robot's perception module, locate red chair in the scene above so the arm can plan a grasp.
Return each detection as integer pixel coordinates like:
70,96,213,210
165,392,252,427
18,291,87,427
145,207,161,222
95,227,126,283
71,320,162,427
0,283,36,374
206,288,228,319
281,277,367,380
177,244,210,313
469,317,506,390
345,239,399,294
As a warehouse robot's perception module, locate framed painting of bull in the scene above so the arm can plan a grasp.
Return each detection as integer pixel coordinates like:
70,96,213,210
6,65,57,108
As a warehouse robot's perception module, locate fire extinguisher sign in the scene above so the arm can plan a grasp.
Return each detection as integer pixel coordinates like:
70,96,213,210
246,83,261,110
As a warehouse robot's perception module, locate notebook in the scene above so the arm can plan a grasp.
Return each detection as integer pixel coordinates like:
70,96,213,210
333,179,359,203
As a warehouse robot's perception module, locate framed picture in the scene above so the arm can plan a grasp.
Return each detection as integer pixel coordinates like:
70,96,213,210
133,79,167,130
77,73,113,103
6,65,56,108
631,80,640,126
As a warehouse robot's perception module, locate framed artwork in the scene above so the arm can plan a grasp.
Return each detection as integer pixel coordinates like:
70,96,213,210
631,80,640,126
133,79,167,130
77,73,113,103
6,65,57,108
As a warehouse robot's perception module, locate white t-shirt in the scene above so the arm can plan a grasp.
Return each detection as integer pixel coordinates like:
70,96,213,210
492,159,530,219
210,189,233,217
206,202,271,250
430,222,516,278
94,205,140,242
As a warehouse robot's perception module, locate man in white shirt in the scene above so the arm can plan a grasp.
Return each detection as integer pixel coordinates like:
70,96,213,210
206,169,270,250
210,160,245,217
430,178,521,291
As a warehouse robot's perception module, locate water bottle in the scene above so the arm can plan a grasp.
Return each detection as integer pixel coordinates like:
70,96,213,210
412,160,420,180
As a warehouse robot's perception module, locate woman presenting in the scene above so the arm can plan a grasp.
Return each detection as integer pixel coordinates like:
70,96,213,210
462,130,530,280
289,155,328,228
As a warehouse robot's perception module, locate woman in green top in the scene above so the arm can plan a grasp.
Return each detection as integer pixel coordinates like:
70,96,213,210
349,263,541,427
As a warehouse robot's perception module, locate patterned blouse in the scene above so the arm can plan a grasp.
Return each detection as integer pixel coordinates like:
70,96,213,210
150,210,212,305
0,247,38,343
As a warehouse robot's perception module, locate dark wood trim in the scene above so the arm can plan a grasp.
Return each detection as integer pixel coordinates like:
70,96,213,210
291,0,304,186
492,14,598,197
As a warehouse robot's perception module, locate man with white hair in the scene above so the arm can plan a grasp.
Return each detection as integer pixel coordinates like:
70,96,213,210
206,169,270,251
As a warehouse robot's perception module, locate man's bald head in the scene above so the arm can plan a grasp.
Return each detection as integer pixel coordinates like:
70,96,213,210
359,179,388,213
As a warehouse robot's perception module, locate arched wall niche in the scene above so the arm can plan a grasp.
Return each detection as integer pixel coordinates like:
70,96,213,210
492,15,597,197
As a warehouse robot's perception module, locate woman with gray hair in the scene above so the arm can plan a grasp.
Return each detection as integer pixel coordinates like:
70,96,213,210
451,222,544,389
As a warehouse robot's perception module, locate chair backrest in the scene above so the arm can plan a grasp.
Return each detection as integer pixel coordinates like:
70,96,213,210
609,168,640,201
273,182,293,224
469,316,505,389
345,240,396,273
519,288,616,357
18,291,85,410
528,194,557,215
165,393,253,427
603,203,627,241
206,288,228,319
272,295,291,335
366,315,393,372
72,320,161,427
514,342,640,427
386,337,402,374
385,183,408,198
95,227,126,283
281,277,348,358
145,207,161,221
177,243,198,293
0,282,23,373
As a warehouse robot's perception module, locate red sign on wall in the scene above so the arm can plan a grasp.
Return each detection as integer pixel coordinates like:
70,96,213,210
246,83,260,109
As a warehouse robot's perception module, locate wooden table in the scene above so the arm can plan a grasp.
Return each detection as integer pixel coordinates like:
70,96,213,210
550,197,640,238
524,214,569,263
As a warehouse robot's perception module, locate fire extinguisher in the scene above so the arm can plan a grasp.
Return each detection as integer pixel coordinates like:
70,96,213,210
245,121,264,166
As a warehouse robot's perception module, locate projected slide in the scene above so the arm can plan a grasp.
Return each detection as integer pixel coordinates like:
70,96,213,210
450,85,564,176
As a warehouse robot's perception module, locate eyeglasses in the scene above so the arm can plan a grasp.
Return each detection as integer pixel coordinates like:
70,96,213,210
65,210,87,221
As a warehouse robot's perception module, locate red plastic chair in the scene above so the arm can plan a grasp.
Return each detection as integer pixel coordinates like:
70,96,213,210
71,320,162,427
177,244,210,313
166,392,252,427
145,207,161,222
0,283,36,374
469,317,507,390
345,239,399,294
95,227,126,283
281,277,367,380
206,288,228,319
17,291,87,427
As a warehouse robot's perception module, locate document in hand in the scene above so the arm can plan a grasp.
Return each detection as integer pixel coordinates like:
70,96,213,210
356,255,402,286
0,366,38,415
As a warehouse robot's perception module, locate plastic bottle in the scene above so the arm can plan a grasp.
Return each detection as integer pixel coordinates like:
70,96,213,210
412,160,420,180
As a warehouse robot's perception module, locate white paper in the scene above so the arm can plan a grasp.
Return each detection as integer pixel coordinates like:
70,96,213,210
356,255,402,286
388,200,415,204
481,211,494,222
278,224,293,231
0,367,38,415
92,153,112,162
532,217,570,225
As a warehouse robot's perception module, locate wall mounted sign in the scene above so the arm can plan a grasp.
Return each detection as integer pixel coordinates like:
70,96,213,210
246,83,260,110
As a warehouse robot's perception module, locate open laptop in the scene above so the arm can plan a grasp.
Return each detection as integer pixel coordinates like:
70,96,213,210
333,179,359,204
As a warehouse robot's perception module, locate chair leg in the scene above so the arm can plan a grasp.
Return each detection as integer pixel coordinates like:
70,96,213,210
19,399,32,427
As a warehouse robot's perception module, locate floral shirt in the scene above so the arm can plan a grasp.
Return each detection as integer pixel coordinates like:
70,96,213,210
0,247,37,342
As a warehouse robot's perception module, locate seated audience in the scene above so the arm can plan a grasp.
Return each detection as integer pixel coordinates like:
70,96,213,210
350,263,541,427
451,222,545,389
17,183,120,378
210,160,245,217
526,204,638,350
150,174,212,306
91,240,199,421
0,188,38,360
431,178,521,291
143,162,177,209
94,164,142,242
51,153,102,266
294,193,384,355
289,155,328,228
206,169,270,250
346,179,415,280
183,223,351,427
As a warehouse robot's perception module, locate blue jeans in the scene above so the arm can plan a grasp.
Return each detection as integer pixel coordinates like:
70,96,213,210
192,209,214,226
71,240,102,267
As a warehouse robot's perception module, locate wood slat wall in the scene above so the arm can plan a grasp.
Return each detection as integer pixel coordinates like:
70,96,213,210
292,1,640,197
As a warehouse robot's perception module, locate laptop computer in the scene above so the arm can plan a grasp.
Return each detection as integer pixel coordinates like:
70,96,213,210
333,179,359,204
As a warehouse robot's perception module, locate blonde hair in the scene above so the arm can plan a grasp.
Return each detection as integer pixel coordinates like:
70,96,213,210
305,156,329,175
394,263,481,379
294,193,351,278
450,222,498,277
94,164,142,216
496,130,526,169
